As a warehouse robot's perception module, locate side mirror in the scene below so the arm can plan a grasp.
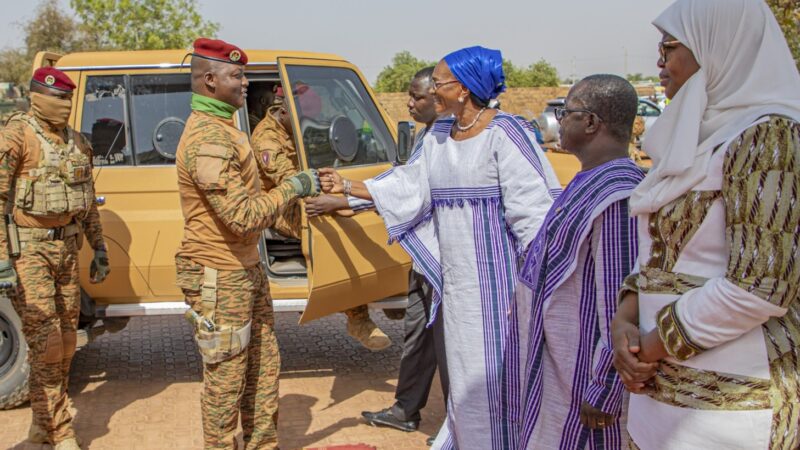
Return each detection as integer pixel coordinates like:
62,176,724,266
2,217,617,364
396,121,416,164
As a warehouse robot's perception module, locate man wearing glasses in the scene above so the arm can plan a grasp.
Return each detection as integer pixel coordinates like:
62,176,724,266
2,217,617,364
515,74,644,449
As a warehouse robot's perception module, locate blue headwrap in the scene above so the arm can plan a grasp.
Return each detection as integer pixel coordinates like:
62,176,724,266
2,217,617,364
443,46,506,103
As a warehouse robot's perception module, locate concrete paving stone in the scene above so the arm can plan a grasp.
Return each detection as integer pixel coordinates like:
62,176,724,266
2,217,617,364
0,312,444,449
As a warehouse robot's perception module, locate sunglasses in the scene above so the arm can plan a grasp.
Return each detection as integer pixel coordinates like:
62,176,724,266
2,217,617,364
658,39,681,65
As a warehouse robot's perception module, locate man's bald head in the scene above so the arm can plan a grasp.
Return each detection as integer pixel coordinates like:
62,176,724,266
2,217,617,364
569,74,638,144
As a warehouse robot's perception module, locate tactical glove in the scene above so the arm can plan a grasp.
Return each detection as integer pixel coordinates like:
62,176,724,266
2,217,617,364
90,249,110,283
0,260,17,293
287,169,321,198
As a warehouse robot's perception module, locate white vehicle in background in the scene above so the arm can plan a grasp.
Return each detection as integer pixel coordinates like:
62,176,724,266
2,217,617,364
537,97,662,148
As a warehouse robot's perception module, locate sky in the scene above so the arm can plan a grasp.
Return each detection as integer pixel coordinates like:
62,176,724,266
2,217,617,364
1,0,675,85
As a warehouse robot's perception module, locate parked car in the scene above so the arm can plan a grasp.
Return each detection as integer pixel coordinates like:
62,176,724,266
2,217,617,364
537,97,662,147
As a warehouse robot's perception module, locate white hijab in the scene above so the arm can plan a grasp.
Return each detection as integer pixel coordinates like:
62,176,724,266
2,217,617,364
629,0,800,215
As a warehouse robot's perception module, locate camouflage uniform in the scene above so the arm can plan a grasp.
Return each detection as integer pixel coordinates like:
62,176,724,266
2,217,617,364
0,112,105,445
176,108,299,450
250,108,390,350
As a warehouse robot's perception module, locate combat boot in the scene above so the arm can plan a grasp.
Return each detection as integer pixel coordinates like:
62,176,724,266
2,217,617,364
347,315,391,351
27,422,50,444
54,437,81,450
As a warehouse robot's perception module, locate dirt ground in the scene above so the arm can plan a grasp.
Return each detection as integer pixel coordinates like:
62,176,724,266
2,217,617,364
0,312,445,450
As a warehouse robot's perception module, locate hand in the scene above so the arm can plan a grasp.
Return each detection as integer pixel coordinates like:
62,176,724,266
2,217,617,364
579,401,615,429
287,169,321,198
90,249,110,284
318,167,343,194
611,314,657,394
0,260,17,293
305,194,350,217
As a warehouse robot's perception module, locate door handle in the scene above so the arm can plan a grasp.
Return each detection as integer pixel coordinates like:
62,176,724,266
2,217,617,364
96,196,106,206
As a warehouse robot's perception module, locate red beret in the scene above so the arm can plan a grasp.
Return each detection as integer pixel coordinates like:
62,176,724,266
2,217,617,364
31,67,75,92
192,38,248,65
293,83,322,119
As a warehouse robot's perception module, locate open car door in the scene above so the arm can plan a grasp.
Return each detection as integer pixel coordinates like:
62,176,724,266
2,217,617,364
277,58,411,323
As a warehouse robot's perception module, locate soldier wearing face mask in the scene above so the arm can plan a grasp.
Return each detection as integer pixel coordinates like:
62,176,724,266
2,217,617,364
0,67,109,450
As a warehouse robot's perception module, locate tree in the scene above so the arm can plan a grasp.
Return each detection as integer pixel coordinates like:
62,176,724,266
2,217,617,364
0,0,83,86
70,0,219,50
766,0,799,72
504,59,560,88
374,51,434,93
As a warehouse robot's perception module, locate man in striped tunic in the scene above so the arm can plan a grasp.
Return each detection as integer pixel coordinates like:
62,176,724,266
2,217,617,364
514,75,644,449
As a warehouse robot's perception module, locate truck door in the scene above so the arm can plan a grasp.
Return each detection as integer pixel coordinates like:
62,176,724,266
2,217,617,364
277,58,411,323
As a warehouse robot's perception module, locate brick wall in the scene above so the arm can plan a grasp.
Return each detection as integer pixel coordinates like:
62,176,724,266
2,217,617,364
375,85,657,128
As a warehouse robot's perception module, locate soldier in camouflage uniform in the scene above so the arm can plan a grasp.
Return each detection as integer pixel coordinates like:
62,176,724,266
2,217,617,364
0,67,110,450
250,84,391,351
176,38,319,450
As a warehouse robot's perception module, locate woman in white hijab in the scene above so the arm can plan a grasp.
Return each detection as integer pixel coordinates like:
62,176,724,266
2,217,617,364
610,0,800,448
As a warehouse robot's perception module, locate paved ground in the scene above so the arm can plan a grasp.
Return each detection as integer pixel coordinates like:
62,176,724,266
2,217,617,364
0,311,445,449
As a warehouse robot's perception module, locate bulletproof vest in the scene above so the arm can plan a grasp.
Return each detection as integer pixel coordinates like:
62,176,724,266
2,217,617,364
11,114,94,217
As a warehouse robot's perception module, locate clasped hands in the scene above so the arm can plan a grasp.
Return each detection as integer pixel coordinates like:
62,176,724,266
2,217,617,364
611,292,661,394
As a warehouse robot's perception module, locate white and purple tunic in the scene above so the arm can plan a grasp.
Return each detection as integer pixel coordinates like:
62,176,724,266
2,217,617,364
365,113,561,449
515,158,643,449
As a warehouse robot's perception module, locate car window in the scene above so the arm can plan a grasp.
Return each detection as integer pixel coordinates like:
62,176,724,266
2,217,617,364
130,74,192,165
283,65,395,169
81,75,132,167
638,101,661,117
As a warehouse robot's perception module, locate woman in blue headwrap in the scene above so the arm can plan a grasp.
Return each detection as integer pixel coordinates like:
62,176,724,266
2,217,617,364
320,46,561,449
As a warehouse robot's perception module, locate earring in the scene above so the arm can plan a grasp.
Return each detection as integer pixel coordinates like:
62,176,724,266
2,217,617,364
458,97,465,104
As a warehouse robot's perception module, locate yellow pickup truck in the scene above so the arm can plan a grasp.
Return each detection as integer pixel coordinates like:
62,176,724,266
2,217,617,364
0,49,581,409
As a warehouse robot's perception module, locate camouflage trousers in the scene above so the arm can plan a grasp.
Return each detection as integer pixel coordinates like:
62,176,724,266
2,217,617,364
10,236,80,444
177,256,280,450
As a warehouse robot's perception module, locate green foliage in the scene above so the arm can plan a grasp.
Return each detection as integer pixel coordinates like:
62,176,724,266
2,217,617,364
0,0,219,86
374,51,434,93
766,0,799,72
70,0,219,50
0,0,81,86
503,59,559,88
626,73,660,84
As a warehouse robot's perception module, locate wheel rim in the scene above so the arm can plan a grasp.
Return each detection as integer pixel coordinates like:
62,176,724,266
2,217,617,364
0,311,19,378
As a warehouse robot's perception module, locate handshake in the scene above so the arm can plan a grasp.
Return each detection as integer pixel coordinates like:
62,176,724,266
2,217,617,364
287,168,347,198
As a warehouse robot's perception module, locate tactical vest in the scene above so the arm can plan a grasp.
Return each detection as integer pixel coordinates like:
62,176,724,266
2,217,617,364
11,114,94,217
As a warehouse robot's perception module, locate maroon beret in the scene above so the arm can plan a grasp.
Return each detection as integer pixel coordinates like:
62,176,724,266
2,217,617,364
192,38,248,65
31,67,76,92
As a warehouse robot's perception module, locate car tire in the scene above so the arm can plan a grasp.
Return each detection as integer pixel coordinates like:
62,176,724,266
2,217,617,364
0,294,29,410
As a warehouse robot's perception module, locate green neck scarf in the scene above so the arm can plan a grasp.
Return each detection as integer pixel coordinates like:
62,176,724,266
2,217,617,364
191,93,238,119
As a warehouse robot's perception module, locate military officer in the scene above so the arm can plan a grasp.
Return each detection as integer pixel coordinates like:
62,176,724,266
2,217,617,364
250,83,391,351
175,38,319,450
0,67,110,450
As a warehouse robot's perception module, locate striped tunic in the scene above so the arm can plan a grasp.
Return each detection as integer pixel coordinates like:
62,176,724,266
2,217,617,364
364,113,561,449
515,158,643,449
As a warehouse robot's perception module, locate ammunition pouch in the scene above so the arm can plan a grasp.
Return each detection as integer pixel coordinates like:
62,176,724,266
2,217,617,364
191,265,252,364
195,321,252,364
13,115,94,217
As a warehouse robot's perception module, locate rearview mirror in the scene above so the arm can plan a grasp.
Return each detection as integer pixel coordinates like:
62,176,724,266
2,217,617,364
396,121,416,164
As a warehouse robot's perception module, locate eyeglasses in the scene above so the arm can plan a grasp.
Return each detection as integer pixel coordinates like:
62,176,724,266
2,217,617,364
554,106,602,122
431,79,460,91
658,39,681,65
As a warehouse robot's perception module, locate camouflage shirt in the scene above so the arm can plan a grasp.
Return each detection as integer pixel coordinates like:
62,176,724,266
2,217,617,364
176,110,299,270
0,112,105,259
250,108,301,239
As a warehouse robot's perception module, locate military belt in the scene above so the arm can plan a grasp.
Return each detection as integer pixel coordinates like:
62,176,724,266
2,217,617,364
17,223,81,242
